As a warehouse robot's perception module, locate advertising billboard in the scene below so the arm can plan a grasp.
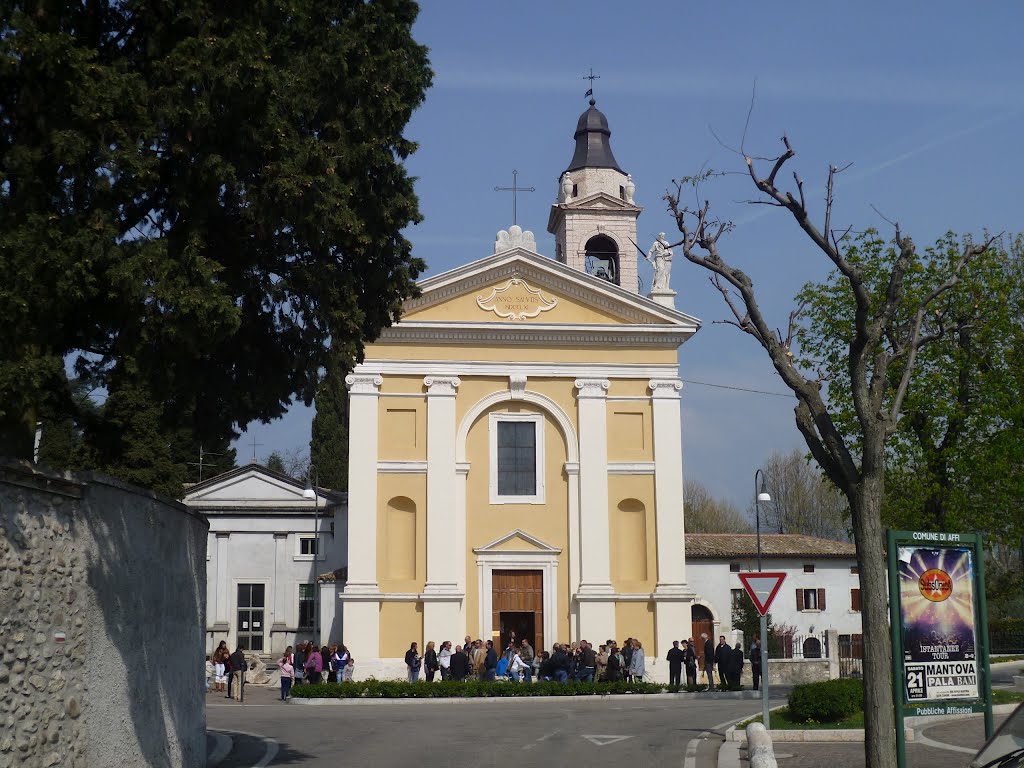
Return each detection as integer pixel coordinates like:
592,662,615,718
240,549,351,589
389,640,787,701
898,544,979,702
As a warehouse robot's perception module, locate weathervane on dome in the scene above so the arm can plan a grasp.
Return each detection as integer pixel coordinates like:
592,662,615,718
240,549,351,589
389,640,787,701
582,68,600,104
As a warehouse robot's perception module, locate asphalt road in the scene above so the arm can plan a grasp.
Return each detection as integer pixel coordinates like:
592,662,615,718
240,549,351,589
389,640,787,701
207,686,777,768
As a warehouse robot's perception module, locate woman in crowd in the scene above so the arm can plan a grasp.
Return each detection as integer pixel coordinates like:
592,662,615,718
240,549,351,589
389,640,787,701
596,644,609,682
508,648,527,682
424,641,439,682
279,647,294,700
212,641,229,693
331,645,350,684
405,641,421,682
629,639,646,682
537,650,554,682
293,642,306,686
304,642,323,684
682,639,698,687
606,643,623,682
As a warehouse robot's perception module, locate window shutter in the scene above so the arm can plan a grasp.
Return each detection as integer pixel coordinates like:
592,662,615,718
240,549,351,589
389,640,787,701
818,588,826,610
851,588,861,611
796,589,804,611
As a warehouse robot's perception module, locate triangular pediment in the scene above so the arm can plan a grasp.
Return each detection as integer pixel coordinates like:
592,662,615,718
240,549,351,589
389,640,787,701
184,464,332,512
396,248,700,331
474,529,562,554
561,191,639,211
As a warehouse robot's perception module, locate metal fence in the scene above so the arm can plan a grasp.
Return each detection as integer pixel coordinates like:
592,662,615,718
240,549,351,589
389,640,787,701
838,634,863,678
768,631,831,660
990,630,1024,654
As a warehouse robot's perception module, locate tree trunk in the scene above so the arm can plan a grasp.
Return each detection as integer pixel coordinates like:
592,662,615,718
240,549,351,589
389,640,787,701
0,409,36,461
851,468,898,768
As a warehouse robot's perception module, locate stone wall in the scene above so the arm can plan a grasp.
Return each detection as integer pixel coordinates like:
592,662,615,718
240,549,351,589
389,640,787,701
0,462,207,768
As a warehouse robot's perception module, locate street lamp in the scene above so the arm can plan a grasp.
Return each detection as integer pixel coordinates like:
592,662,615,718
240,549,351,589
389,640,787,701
303,464,320,644
754,468,772,727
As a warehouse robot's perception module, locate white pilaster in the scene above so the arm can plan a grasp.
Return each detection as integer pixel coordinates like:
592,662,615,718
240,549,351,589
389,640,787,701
214,532,230,628
574,378,616,642
650,378,687,592
422,376,463,643
271,532,288,631
342,373,383,661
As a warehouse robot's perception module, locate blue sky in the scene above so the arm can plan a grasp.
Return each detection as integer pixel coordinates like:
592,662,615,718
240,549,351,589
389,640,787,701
234,1,1024,508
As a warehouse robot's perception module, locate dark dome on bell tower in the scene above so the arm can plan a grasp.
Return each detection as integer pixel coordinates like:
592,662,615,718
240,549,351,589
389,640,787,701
566,98,623,173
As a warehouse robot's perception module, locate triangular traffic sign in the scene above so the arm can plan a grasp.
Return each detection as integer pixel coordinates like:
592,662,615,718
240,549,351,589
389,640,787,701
737,572,787,616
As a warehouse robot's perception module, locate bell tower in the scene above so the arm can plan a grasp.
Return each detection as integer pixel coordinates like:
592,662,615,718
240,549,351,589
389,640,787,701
547,98,641,293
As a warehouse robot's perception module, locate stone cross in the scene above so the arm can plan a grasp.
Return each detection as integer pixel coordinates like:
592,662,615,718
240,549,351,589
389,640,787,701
494,170,535,226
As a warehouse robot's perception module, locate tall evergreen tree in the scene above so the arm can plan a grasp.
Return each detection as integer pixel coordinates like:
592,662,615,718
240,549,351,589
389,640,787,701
310,357,349,491
0,1,432,490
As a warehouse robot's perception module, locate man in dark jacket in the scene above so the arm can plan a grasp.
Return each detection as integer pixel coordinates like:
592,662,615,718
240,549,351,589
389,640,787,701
450,645,471,681
228,646,246,701
666,640,685,687
749,637,762,691
550,644,570,683
483,640,498,681
728,642,745,688
702,633,716,691
577,640,597,683
714,636,731,689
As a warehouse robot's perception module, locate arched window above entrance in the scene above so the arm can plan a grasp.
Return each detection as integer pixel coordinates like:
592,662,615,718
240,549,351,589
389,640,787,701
584,234,619,285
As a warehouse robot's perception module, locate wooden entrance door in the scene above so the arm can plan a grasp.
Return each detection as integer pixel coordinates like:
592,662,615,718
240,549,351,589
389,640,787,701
691,604,714,670
492,570,543,652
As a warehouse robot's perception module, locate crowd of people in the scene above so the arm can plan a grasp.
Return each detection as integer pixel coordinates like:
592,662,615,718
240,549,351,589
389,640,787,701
210,630,765,702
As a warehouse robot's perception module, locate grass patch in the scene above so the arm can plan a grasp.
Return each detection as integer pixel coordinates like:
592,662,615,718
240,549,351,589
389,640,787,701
291,679,668,699
991,655,1024,664
993,689,1024,705
742,707,865,730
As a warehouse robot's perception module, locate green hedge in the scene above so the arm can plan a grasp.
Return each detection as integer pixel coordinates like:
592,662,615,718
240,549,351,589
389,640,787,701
291,679,670,699
787,679,864,723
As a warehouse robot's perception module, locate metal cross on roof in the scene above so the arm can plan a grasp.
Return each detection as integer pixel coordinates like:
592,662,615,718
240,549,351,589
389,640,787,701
493,169,535,226
582,67,600,99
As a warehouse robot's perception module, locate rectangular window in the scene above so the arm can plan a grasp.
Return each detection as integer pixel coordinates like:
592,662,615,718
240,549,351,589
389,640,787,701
797,588,824,611
803,563,815,573
851,588,861,612
490,413,544,504
729,562,741,573
300,537,318,556
298,584,317,629
731,588,745,611
236,583,265,651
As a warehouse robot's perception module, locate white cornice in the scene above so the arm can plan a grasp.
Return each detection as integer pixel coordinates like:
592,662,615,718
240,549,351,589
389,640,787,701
376,322,694,348
363,359,679,379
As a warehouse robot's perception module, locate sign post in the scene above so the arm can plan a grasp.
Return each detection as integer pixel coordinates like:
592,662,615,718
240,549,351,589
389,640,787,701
886,530,993,768
738,571,787,729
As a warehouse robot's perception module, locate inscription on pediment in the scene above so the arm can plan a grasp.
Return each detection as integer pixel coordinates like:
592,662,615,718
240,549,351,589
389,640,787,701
476,278,557,320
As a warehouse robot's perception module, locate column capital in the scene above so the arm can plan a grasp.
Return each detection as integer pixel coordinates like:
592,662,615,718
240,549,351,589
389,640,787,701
574,378,610,399
273,532,289,540
345,373,383,394
423,376,461,396
215,532,230,539
649,378,683,398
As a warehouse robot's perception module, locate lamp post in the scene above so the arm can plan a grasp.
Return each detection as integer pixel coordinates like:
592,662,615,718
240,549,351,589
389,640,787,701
303,464,320,644
754,468,772,728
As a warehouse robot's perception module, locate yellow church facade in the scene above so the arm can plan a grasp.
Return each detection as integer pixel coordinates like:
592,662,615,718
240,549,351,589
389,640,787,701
341,101,702,680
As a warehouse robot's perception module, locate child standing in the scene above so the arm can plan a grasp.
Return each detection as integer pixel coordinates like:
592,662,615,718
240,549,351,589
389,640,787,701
279,646,295,701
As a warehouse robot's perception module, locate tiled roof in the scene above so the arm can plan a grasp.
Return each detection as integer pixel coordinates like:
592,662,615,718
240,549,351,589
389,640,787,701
316,567,348,583
685,533,855,559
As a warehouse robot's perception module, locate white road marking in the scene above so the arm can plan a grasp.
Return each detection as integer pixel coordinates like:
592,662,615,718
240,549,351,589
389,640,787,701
684,731,710,768
206,731,233,767
523,729,560,750
582,735,633,746
217,729,281,767
914,731,976,755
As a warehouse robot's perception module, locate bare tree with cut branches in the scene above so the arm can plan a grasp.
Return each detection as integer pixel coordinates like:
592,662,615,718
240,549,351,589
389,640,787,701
664,136,993,768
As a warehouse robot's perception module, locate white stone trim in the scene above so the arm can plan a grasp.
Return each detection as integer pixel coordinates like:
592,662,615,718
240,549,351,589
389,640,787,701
344,373,382,595
574,379,614,596
650,377,686,592
378,323,695,348
294,533,327,561
456,389,579,463
607,462,656,475
345,374,384,394
423,375,462,597
473,544,559,652
649,378,683,398
377,461,427,474
509,374,528,399
488,412,545,505
423,375,460,396
362,359,680,380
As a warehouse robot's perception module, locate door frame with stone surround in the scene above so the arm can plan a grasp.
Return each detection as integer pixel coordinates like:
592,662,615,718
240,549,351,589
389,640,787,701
474,530,559,652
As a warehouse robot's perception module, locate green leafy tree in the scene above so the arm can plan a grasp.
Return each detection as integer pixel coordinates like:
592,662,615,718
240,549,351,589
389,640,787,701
760,448,850,540
0,1,431,491
310,357,350,491
665,145,993,768
731,590,772,650
265,452,287,476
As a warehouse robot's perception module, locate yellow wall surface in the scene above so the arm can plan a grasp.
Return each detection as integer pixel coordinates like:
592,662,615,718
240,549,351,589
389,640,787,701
377,474,427,593
607,400,654,461
615,601,655,655
365,342,679,365
463,401,571,642
608,474,657,593
405,278,634,325
379,601,423,657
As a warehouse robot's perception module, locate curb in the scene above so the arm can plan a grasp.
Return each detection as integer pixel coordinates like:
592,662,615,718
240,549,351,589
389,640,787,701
206,731,232,768
288,690,761,705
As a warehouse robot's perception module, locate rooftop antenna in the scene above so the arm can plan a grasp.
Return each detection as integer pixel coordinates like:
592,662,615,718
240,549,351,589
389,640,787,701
187,444,224,483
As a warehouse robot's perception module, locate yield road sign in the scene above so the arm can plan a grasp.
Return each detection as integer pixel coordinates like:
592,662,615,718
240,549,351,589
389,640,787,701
738,572,787,616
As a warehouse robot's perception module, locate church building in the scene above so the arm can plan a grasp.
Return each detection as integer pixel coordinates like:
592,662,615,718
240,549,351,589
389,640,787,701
342,99,703,680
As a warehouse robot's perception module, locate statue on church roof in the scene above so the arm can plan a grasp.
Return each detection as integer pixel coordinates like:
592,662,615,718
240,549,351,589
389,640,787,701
624,174,635,204
646,233,673,291
560,172,573,203
494,225,537,254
